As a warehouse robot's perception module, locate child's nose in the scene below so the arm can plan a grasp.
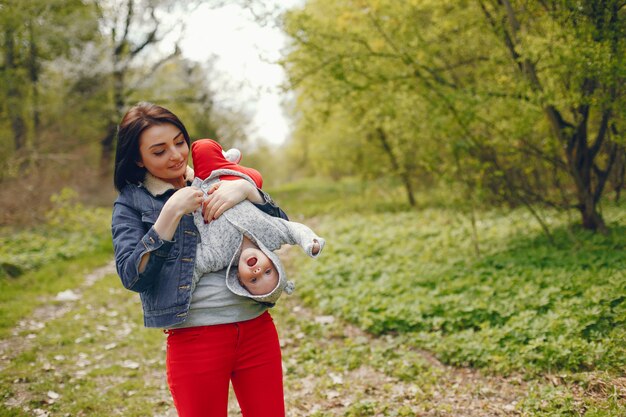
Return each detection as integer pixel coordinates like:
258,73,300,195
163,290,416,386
253,266,261,274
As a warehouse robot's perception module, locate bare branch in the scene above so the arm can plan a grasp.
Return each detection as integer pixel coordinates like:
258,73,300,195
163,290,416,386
122,0,134,46
128,45,181,92
130,7,159,56
592,142,618,203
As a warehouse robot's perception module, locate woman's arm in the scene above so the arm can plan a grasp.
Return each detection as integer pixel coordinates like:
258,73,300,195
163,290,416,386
112,202,174,292
253,191,289,220
136,187,204,272
152,187,204,241
112,187,204,291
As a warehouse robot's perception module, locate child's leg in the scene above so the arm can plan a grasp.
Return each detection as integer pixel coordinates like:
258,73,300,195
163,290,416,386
191,139,232,180
191,139,263,188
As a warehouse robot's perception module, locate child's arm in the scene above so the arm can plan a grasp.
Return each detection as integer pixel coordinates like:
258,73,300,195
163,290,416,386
274,218,326,258
219,198,324,257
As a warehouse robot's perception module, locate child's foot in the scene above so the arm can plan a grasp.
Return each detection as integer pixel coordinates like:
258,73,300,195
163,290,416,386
223,148,242,164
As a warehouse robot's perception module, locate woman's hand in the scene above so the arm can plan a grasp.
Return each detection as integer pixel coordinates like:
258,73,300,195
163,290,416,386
202,179,261,222
154,187,204,241
164,187,205,217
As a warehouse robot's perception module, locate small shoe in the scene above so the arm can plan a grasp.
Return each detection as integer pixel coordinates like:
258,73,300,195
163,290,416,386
223,148,242,164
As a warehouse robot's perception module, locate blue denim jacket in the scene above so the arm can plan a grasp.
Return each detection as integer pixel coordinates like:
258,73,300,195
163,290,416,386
111,168,287,328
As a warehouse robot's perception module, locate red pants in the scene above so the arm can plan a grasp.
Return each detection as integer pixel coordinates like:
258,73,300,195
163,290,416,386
165,312,284,417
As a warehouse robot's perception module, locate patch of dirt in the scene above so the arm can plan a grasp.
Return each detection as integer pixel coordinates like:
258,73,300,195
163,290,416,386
273,294,527,416
0,261,116,414
1,261,116,359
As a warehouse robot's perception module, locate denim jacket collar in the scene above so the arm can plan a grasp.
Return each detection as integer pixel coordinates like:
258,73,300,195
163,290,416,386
141,166,195,197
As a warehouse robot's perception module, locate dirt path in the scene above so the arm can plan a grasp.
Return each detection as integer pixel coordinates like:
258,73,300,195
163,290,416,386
2,260,530,416
0,261,117,363
269,294,528,416
1,261,118,415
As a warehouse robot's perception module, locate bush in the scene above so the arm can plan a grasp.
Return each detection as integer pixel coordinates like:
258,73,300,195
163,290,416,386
295,204,626,374
0,187,111,278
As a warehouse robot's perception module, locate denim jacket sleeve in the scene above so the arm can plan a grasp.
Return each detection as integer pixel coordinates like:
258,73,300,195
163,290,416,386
253,188,289,221
111,199,174,293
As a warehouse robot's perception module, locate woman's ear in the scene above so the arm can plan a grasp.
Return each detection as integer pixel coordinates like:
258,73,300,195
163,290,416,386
136,160,144,168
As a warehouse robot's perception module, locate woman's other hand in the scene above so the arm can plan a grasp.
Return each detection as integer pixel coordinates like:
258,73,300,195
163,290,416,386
165,187,204,217
202,179,261,222
154,187,204,241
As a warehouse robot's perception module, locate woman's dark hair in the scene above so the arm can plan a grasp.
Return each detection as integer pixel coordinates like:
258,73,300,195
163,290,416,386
114,102,191,191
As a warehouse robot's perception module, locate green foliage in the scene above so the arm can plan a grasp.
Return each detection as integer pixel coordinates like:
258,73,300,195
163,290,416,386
0,275,171,417
268,176,417,219
0,188,112,338
0,0,99,173
521,375,626,416
292,192,626,374
282,0,626,229
0,188,111,277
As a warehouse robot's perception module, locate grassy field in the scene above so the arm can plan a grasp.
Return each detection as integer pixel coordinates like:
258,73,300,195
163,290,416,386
274,177,626,414
0,179,624,416
0,189,113,339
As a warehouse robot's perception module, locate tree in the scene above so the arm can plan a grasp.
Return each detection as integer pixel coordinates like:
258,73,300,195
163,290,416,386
94,0,193,176
0,0,96,163
136,57,253,149
282,0,625,231
477,0,625,232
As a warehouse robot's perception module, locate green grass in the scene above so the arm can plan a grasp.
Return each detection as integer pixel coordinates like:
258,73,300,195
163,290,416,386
275,177,626,415
2,179,625,415
0,188,113,338
267,176,417,219
0,247,112,339
0,275,170,417
275,178,626,375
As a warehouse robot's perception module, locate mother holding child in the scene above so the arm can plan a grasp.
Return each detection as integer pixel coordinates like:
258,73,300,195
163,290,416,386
111,102,324,417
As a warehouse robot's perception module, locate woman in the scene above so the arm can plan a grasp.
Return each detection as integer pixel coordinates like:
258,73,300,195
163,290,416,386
111,102,286,417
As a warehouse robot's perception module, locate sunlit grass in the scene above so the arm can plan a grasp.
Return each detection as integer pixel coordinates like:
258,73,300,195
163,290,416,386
1,179,624,415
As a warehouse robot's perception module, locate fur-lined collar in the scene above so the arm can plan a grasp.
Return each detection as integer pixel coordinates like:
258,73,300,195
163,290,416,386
141,166,195,197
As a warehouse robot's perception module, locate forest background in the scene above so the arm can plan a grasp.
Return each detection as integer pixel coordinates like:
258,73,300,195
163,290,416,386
1,0,625,416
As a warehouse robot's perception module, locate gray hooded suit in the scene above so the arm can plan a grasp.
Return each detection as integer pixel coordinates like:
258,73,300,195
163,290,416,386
191,169,325,305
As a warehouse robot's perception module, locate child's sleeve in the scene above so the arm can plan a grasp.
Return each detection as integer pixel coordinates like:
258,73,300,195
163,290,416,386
274,219,325,258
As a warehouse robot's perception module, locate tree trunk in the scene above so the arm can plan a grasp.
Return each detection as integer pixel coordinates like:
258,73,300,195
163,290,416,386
100,121,118,178
99,68,125,178
99,19,127,177
562,120,608,233
609,130,624,203
375,128,416,206
4,27,27,153
28,21,40,136
491,1,614,232
579,197,607,232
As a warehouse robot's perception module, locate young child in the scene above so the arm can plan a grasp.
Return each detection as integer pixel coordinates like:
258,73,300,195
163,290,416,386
190,139,325,305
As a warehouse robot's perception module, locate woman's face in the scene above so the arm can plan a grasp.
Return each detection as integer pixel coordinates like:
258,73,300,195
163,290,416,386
137,123,189,185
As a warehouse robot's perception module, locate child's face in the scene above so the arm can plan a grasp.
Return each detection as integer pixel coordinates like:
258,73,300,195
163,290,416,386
238,246,279,295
